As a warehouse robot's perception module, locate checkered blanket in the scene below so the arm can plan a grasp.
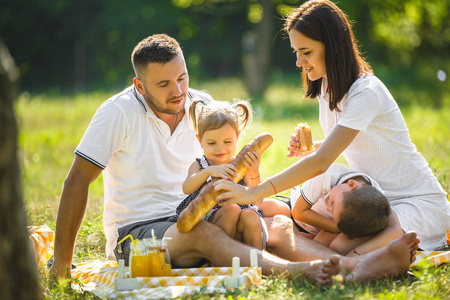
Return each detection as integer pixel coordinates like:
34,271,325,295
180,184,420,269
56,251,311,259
28,225,449,299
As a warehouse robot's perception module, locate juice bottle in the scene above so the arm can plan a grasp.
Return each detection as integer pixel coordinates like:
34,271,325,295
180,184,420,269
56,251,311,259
139,237,172,277
162,237,172,276
130,241,151,278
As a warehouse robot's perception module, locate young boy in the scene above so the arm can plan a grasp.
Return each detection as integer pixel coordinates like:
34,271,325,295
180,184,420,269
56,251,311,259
290,163,400,256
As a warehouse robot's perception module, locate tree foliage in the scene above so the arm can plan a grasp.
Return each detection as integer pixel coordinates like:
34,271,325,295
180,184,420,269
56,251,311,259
1,0,449,103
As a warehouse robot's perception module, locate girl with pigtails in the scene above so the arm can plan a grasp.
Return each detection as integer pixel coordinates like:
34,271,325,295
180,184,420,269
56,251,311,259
169,99,270,249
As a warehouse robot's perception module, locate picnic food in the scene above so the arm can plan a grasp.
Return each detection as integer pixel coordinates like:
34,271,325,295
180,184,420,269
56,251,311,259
296,122,314,152
177,132,274,233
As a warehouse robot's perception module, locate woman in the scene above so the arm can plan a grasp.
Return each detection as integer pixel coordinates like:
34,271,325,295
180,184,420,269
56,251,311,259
214,0,450,251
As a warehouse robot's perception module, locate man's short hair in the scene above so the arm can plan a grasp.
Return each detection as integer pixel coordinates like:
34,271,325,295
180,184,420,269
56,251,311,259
337,184,390,239
131,34,182,79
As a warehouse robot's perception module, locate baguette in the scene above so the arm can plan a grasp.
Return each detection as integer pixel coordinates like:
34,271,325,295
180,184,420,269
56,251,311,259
296,123,314,153
177,132,273,233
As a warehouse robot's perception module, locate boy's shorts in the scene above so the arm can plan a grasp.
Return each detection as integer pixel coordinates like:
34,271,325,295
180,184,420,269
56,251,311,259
114,216,175,266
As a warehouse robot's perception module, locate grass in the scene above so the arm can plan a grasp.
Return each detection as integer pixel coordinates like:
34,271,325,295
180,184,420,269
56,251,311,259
16,78,450,299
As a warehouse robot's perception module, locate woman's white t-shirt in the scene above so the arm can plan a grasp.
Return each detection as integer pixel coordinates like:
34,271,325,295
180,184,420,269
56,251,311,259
318,74,450,250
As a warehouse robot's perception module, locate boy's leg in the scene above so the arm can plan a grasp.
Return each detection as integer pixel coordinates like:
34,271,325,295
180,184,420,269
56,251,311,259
257,198,291,218
328,233,372,256
314,230,339,247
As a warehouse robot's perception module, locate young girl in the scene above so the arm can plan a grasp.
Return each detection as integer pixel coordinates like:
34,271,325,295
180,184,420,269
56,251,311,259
172,99,268,249
214,0,450,253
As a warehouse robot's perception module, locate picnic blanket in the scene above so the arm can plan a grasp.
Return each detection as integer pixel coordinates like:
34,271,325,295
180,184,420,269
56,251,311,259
28,225,262,299
28,225,449,299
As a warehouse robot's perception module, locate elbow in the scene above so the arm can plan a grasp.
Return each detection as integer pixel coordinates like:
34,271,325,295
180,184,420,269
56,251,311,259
291,210,303,222
182,185,190,195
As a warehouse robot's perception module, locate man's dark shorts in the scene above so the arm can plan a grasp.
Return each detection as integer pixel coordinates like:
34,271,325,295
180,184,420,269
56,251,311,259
114,216,175,266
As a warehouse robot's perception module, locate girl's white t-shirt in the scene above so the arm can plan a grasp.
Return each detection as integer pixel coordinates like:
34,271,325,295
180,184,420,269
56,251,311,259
317,74,450,250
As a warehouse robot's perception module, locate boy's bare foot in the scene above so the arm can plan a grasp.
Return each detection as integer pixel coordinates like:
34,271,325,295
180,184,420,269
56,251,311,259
344,231,419,282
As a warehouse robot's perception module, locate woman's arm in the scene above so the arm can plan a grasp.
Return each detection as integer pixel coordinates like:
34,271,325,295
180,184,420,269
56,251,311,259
215,125,360,205
292,194,340,233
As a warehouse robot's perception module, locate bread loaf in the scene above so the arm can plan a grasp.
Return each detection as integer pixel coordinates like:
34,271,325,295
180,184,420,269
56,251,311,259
296,123,314,153
177,132,273,233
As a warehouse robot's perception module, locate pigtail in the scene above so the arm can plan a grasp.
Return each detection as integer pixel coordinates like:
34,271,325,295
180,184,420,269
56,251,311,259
233,100,253,133
189,98,205,134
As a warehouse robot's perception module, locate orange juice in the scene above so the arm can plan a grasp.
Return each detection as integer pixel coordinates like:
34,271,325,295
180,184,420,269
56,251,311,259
447,229,450,245
146,250,165,277
164,263,172,276
130,253,151,278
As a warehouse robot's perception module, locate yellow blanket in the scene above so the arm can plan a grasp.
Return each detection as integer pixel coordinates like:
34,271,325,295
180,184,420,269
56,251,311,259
28,225,449,299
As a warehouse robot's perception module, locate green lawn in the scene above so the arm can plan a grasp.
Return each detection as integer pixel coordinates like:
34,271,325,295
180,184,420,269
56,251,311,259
16,78,450,299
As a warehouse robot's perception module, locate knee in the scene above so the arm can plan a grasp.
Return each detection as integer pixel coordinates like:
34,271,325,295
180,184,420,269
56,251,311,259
266,215,295,238
222,204,242,215
219,205,241,222
190,220,223,240
239,210,262,229
259,200,291,218
271,215,294,230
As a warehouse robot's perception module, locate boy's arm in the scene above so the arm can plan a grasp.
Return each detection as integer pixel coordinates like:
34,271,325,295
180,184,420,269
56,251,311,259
292,194,340,233
50,156,102,277
349,210,403,256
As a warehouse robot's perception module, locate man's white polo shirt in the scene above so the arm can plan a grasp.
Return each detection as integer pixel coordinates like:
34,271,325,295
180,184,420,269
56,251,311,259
75,86,210,258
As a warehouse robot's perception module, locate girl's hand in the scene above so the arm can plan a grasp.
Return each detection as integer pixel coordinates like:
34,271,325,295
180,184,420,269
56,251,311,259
213,179,256,206
244,151,261,178
208,164,237,180
287,133,315,158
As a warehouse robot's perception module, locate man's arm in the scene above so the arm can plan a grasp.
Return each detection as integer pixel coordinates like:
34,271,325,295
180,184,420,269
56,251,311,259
50,155,102,277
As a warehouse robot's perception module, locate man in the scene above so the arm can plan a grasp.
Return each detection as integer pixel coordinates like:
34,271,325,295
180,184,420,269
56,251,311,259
50,34,419,284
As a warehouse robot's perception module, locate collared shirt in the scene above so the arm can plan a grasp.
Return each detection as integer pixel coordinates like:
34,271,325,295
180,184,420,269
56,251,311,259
317,74,449,249
290,163,383,235
75,86,212,258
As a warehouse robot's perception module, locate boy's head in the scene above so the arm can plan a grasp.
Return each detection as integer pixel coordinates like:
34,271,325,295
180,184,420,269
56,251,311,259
328,179,390,239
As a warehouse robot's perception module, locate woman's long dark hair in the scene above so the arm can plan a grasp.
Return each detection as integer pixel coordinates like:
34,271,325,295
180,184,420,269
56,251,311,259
285,0,372,111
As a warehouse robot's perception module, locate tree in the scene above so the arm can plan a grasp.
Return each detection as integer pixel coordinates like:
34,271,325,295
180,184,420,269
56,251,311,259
0,38,41,299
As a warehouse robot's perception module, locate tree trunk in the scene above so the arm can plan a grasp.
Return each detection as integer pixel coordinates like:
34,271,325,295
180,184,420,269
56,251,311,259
242,0,273,99
0,38,41,299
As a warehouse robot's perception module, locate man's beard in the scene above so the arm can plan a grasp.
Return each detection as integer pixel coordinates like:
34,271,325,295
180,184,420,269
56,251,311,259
143,85,185,116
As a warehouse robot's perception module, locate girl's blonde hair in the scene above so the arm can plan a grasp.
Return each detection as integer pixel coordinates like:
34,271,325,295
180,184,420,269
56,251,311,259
189,99,253,139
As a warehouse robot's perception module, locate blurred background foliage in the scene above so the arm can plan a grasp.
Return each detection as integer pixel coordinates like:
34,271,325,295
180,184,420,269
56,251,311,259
1,0,449,106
